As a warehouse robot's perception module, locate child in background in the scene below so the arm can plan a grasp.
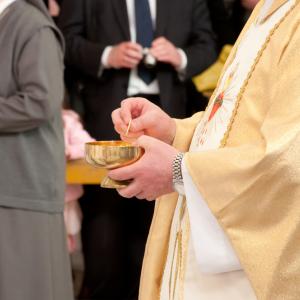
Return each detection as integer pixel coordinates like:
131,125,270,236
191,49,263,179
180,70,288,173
62,109,95,252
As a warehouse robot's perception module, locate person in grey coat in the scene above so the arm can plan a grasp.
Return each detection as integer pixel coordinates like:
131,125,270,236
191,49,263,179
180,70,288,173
0,0,73,299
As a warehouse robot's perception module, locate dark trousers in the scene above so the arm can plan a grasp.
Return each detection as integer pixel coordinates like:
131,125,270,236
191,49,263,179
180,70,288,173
79,186,154,300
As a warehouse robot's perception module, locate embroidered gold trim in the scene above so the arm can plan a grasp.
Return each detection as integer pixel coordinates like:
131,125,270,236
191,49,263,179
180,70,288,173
178,211,190,300
157,197,179,299
166,200,186,300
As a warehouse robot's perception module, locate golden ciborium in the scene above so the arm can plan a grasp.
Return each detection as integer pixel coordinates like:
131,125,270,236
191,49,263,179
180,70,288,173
85,141,143,188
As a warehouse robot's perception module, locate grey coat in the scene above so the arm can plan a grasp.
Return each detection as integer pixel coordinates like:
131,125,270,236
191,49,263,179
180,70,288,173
0,0,65,212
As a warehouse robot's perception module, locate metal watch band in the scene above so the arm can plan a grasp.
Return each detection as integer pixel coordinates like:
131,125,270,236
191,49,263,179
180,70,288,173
172,152,184,184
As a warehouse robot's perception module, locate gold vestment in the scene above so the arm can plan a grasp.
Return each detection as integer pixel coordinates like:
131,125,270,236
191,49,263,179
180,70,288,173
140,1,300,299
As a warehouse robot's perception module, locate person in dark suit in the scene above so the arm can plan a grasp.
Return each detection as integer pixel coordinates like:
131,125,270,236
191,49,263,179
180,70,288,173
59,1,216,299
206,0,237,50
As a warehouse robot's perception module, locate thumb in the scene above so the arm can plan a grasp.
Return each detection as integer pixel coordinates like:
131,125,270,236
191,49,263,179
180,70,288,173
134,135,157,151
130,112,154,132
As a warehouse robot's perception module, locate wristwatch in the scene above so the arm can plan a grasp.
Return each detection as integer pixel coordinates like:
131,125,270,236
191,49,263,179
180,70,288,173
172,152,185,195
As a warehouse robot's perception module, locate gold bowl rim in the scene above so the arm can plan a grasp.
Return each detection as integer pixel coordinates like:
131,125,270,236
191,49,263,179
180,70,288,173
85,140,136,148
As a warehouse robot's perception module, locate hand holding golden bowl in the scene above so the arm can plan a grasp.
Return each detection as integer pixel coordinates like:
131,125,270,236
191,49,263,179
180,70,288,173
85,141,144,188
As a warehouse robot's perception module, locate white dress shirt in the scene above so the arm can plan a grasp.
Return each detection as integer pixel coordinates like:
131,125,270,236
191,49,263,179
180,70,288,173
101,0,187,96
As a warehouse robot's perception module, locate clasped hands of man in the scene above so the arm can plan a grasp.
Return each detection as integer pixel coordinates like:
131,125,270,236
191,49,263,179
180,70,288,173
110,98,180,201
107,37,182,69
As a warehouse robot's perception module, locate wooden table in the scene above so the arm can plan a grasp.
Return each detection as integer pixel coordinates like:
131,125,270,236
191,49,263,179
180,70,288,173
66,159,106,185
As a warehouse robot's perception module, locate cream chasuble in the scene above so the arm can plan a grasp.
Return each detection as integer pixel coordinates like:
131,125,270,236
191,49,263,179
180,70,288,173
139,0,300,300
160,1,295,299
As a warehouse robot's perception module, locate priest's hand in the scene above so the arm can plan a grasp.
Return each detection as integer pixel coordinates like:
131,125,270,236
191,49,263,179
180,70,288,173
108,135,179,200
107,42,143,69
150,37,182,69
112,97,176,145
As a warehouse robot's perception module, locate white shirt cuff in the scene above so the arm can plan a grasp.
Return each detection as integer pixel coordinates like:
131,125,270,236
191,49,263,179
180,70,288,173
176,48,188,72
101,46,113,68
182,158,242,274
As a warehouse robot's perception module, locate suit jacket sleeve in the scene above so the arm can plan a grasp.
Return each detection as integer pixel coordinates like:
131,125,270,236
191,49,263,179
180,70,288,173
0,27,64,133
182,0,217,79
58,0,106,78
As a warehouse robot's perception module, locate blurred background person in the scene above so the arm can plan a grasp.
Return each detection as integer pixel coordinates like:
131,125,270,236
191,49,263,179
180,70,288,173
43,0,61,21
203,0,259,56
208,0,259,47
0,0,73,299
62,109,95,254
58,0,216,299
207,0,238,50
241,0,260,11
